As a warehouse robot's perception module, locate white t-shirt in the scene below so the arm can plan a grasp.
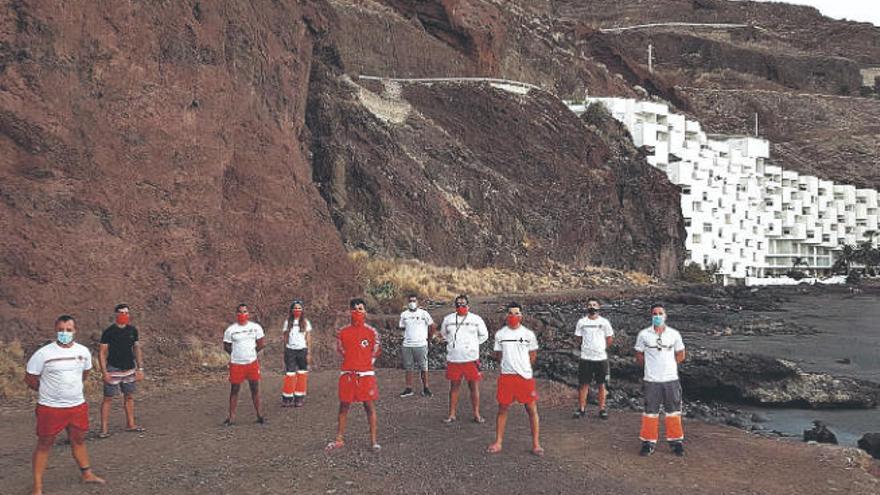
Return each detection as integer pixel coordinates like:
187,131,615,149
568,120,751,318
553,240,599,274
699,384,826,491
282,318,312,350
399,308,434,347
493,326,539,379
574,315,614,361
439,312,489,363
634,326,685,382
26,342,92,408
223,321,265,364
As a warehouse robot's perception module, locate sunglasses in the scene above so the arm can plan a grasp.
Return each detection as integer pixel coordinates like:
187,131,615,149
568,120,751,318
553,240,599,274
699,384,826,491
455,303,468,308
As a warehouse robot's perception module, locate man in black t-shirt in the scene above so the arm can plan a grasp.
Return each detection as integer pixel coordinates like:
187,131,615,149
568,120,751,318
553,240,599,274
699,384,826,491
98,303,145,438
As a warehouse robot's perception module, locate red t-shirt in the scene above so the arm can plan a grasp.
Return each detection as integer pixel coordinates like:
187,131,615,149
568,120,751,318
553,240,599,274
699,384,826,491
337,324,381,372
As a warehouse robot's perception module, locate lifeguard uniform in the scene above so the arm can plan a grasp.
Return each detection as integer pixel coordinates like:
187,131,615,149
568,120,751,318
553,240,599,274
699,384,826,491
493,325,539,405
26,342,93,437
337,323,380,403
439,312,488,382
281,318,312,399
223,321,265,384
634,326,685,444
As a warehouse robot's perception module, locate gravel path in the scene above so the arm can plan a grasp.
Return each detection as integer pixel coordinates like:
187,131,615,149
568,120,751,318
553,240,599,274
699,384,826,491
1,370,877,494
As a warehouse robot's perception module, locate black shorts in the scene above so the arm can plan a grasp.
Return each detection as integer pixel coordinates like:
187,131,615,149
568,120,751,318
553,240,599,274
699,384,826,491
284,348,308,373
578,359,609,386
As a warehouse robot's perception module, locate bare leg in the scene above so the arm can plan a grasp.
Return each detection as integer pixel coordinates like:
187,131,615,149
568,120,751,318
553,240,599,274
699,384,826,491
248,380,263,419
100,397,112,434
123,394,137,429
468,380,482,421
420,370,429,389
526,402,543,454
578,384,589,412
227,383,241,422
405,370,414,389
487,404,509,452
447,379,462,420
598,384,607,410
335,402,351,443
32,434,55,495
69,427,104,484
363,401,378,446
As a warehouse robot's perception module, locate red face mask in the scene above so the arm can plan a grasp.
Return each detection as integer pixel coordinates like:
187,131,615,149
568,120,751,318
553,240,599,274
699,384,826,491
351,310,365,326
456,306,468,316
237,313,248,325
506,315,522,328
116,313,130,326
292,309,303,319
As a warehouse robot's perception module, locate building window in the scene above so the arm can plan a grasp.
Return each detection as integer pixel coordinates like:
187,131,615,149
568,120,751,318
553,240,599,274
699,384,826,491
703,223,712,233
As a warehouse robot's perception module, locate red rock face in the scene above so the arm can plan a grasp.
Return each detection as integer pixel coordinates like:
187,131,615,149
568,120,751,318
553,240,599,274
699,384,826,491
379,0,506,75
0,1,358,343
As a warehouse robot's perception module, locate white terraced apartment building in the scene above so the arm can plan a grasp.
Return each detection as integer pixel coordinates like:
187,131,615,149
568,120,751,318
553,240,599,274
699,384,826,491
568,98,879,285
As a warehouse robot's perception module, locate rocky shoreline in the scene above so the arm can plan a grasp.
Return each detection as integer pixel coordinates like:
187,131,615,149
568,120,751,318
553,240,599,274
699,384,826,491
372,284,880,443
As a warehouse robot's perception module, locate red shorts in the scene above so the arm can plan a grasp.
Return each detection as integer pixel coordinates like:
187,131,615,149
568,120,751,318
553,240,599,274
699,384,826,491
35,403,89,437
496,374,538,405
446,361,482,382
229,361,261,384
338,373,379,403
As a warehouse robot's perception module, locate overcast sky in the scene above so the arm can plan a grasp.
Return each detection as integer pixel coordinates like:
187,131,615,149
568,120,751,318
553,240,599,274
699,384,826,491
751,0,880,26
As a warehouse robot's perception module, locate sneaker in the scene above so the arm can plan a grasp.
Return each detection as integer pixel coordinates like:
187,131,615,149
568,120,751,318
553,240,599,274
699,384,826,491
639,441,656,456
399,388,414,398
670,441,684,457
422,388,433,397
294,396,305,407
281,397,292,408
572,409,586,419
599,409,609,420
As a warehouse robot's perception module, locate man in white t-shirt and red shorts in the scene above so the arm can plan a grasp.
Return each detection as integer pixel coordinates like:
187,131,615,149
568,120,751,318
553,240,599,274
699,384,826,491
223,303,266,425
573,297,614,420
634,303,686,457
398,294,435,398
437,295,489,424
486,302,543,456
25,314,105,495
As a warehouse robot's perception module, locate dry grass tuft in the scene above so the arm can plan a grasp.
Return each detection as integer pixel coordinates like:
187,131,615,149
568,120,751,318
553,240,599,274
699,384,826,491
349,251,656,307
0,340,27,400
182,336,229,370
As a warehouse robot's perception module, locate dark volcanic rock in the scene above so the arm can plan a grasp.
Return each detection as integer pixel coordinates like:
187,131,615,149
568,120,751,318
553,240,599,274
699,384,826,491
803,421,838,444
681,349,879,408
307,59,685,276
857,433,880,459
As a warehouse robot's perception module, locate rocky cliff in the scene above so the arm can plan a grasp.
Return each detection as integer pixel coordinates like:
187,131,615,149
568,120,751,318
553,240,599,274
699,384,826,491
307,58,685,275
0,0,358,344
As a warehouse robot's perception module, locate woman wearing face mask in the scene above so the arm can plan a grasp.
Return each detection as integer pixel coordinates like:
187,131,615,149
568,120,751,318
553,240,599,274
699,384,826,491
281,300,312,407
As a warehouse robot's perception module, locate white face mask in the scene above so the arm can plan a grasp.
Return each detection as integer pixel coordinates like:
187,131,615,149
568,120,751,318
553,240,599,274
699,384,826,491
57,331,74,345
407,302,418,311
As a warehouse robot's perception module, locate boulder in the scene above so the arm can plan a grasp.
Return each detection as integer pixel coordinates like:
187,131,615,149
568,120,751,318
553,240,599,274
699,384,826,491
857,433,880,459
803,421,838,444
680,349,880,408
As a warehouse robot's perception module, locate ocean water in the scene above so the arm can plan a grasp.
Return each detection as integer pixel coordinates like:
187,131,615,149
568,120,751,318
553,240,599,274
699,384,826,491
699,292,880,446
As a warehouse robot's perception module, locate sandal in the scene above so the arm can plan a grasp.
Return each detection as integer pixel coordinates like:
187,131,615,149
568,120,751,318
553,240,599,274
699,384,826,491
324,440,345,453
442,417,457,424
531,447,545,457
473,416,486,424
96,432,111,439
486,443,502,454
125,426,146,433
372,443,382,452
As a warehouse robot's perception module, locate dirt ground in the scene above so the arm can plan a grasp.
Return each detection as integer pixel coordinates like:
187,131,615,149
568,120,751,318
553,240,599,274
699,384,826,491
1,370,878,495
